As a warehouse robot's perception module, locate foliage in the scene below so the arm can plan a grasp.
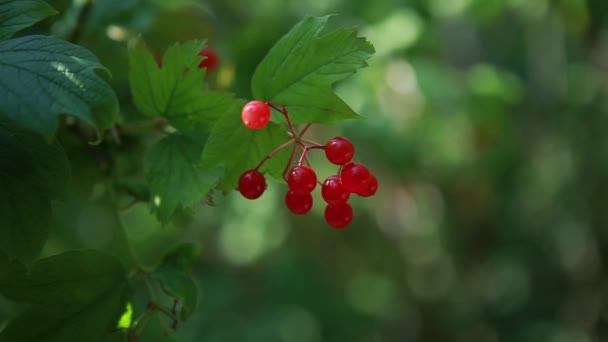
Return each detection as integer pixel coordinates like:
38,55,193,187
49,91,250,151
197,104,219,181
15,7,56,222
0,0,373,340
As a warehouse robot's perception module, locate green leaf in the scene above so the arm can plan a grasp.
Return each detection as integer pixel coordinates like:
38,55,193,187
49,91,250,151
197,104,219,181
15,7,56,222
145,0,200,10
129,39,234,133
251,16,374,124
159,242,199,272
201,101,292,189
0,117,70,261
0,35,120,140
0,250,129,341
145,133,222,223
152,242,200,320
116,302,133,329
0,0,58,40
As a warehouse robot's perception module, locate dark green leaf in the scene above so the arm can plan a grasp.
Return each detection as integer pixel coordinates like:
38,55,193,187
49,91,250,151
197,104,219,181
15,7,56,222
152,242,200,320
129,39,234,133
145,133,222,223
145,0,199,10
160,241,199,272
0,250,129,342
0,118,69,261
0,35,120,140
201,101,291,189
251,16,374,124
0,0,58,40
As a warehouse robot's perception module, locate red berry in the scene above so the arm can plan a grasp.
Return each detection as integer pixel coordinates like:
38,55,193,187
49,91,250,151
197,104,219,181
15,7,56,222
285,190,313,215
321,175,350,205
198,47,219,71
324,202,353,229
339,162,371,194
238,169,266,199
354,173,378,197
325,137,355,165
287,165,317,194
241,101,271,130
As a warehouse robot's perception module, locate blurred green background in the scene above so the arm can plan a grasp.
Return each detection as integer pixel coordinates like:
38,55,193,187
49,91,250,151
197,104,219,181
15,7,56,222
12,0,608,341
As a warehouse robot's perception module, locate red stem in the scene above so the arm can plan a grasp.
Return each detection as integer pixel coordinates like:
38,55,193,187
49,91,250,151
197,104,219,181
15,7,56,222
267,102,300,139
254,138,295,171
282,143,299,181
297,123,312,138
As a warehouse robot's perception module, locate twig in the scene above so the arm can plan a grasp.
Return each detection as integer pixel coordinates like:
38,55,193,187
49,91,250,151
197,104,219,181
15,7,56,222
69,0,94,43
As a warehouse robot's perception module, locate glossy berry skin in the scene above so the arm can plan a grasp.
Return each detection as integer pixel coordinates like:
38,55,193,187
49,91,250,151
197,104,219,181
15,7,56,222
355,173,378,197
325,137,355,165
287,165,317,194
339,162,371,194
321,175,350,205
241,101,271,130
198,47,219,71
324,202,353,229
285,190,313,215
238,169,266,199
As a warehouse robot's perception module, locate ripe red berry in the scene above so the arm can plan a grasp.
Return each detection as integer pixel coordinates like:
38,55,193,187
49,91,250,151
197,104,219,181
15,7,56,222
321,175,350,205
355,173,378,197
285,190,313,215
325,137,355,165
287,165,317,194
241,101,271,130
238,169,266,199
324,202,353,229
198,47,219,71
339,162,371,194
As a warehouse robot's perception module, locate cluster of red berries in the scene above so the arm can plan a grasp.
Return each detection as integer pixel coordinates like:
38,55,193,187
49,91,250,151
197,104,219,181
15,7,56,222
237,100,378,229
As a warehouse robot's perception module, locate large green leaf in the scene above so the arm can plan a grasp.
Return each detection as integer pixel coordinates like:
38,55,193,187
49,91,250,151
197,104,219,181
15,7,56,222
0,250,129,341
0,118,69,261
0,35,120,140
201,102,292,190
251,16,374,124
0,0,58,40
145,133,222,223
152,242,199,320
129,39,234,133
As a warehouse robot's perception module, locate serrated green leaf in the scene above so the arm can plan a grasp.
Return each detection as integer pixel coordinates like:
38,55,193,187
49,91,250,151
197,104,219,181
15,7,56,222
0,118,70,262
0,35,120,140
129,40,234,133
152,242,200,320
201,102,292,189
0,250,129,342
0,0,58,40
252,15,374,124
145,133,222,223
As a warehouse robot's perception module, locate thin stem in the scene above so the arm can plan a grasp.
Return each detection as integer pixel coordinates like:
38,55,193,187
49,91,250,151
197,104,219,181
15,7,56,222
297,146,309,165
306,145,325,150
69,0,94,43
300,138,324,148
283,143,299,181
297,124,312,138
266,102,287,114
267,102,298,138
254,138,295,171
